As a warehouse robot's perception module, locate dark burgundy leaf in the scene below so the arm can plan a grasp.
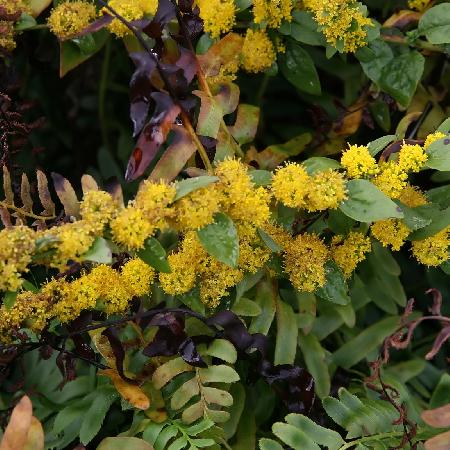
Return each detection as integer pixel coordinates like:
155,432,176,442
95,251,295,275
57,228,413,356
71,335,96,362
144,0,177,39
102,327,135,383
176,48,198,84
56,351,76,388
178,337,207,367
129,52,157,136
125,92,180,180
143,326,183,357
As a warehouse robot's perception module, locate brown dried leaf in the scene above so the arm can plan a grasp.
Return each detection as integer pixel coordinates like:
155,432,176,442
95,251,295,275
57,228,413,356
51,172,79,217
383,10,421,29
20,174,33,214
99,369,150,410
2,165,14,204
0,395,32,450
105,179,124,208
81,174,99,194
422,403,450,428
426,326,450,360
36,170,56,216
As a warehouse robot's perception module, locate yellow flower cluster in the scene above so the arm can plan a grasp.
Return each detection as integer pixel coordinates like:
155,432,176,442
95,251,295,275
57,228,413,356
0,0,29,16
241,29,276,73
373,142,428,199
111,181,176,249
0,226,35,292
303,0,373,53
0,21,16,51
48,1,97,40
272,163,347,210
160,230,270,308
252,0,293,28
411,228,450,267
371,185,427,251
106,0,158,37
284,233,328,292
408,0,431,11
0,258,155,342
197,0,236,39
341,145,379,179
424,132,446,149
331,231,371,278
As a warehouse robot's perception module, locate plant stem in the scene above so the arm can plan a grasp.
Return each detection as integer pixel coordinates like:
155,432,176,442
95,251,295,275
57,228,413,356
99,37,112,152
338,431,412,450
0,200,56,220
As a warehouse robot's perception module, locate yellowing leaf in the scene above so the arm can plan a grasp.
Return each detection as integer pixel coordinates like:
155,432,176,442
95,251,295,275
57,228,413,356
99,369,150,410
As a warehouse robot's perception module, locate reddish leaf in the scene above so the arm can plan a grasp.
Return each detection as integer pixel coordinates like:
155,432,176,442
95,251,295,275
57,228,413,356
424,430,450,450
125,92,181,181
229,104,260,145
426,326,450,360
149,125,197,181
422,403,450,428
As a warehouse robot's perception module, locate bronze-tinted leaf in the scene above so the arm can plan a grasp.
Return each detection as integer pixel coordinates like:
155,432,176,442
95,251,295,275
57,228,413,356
198,33,244,78
424,430,450,450
36,170,56,216
229,104,260,145
383,10,421,29
149,126,197,182
81,174,99,194
2,165,14,204
51,172,79,217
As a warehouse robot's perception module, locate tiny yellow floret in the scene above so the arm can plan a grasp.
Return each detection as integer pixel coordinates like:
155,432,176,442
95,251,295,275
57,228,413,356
272,162,311,208
306,169,347,211
197,0,236,38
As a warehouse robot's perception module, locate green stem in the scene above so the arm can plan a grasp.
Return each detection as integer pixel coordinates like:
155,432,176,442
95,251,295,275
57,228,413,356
338,431,412,450
99,38,112,152
219,437,233,450
24,24,49,30
256,73,270,107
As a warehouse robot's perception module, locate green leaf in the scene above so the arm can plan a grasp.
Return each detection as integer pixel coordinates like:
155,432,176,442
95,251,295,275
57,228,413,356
302,157,341,175
418,3,450,44
289,11,326,46
3,291,17,310
82,237,112,264
198,365,240,383
279,41,321,95
284,414,344,450
298,332,330,398
427,185,450,208
15,13,37,31
223,384,246,439
258,228,282,253
367,135,396,156
137,237,171,273
331,316,400,369
60,30,109,77
378,51,425,107
272,423,320,450
358,39,394,84
339,179,403,222
97,437,155,450
437,117,450,133
232,297,262,317
425,136,450,171
205,339,237,364
316,261,350,306
259,438,284,450
250,170,273,186
430,373,450,408
249,278,277,335
197,213,239,267
398,203,433,231
408,206,450,240
80,386,118,444
369,99,391,132
275,300,297,365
